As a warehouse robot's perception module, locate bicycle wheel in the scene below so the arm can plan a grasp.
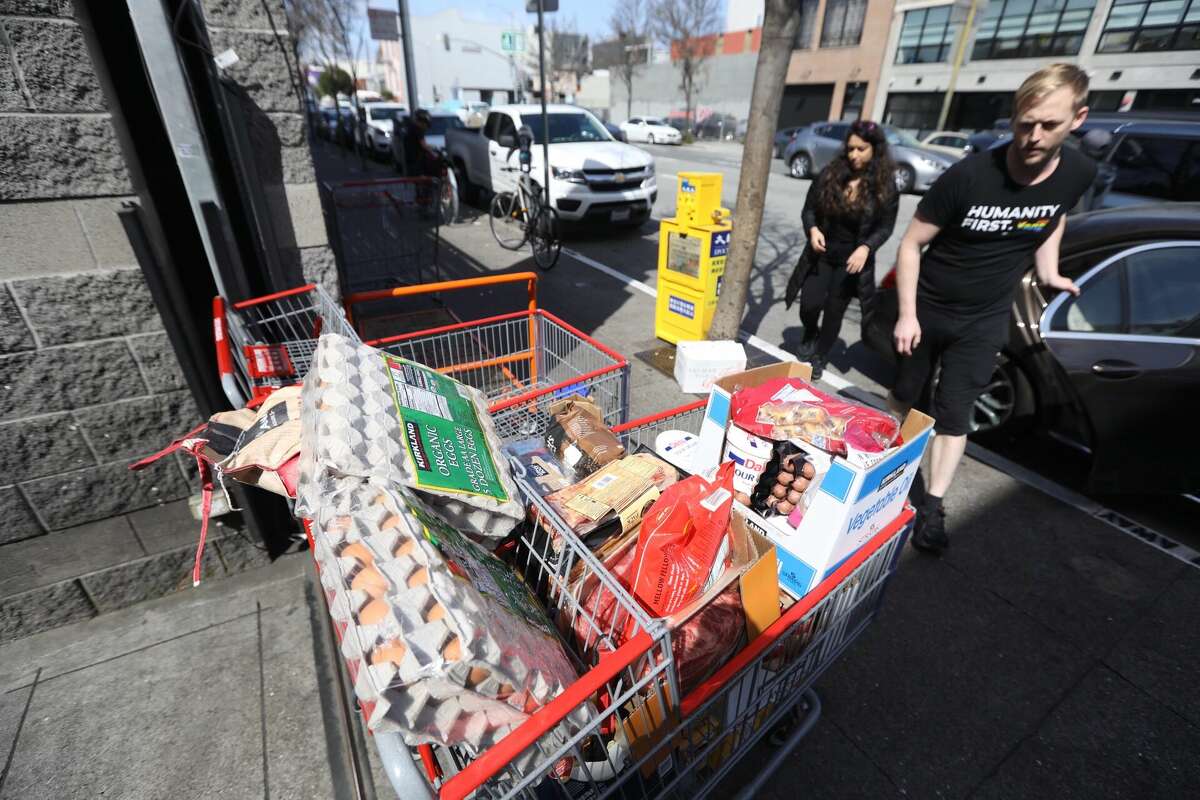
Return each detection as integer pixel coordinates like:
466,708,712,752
489,191,528,250
529,206,561,271
438,170,459,225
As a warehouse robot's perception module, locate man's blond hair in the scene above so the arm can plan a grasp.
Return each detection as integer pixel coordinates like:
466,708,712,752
1014,63,1089,115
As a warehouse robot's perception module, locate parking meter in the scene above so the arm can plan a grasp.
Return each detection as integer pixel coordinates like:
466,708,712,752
517,125,534,173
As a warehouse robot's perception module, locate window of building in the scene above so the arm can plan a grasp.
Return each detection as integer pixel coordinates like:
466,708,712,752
794,0,821,49
821,0,868,48
972,0,1097,60
1096,0,1200,53
896,5,957,63
882,92,945,132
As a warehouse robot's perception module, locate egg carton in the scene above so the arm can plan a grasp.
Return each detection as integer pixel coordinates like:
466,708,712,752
308,479,591,769
295,334,523,540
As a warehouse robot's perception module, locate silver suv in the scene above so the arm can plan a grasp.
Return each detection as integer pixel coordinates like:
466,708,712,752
783,122,959,193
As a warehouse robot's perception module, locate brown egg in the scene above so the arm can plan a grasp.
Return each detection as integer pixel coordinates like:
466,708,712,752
442,635,462,661
765,495,780,508
776,471,795,486
786,490,803,505
425,603,446,623
467,666,490,687
381,513,403,530
771,484,788,499
394,538,415,558
776,501,795,515
358,598,390,625
342,542,374,566
371,639,407,666
351,566,388,598
734,491,752,506
407,566,429,588
800,461,816,479
791,478,810,492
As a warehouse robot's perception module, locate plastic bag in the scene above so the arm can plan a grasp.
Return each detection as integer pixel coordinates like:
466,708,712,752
629,461,736,618
730,378,901,455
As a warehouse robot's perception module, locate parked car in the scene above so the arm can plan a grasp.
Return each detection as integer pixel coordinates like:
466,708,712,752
317,108,339,141
602,120,627,142
620,117,682,145
774,126,806,159
1078,119,1200,209
390,110,464,169
446,104,656,225
355,101,408,156
783,121,958,192
862,203,1200,494
921,130,970,159
694,113,739,141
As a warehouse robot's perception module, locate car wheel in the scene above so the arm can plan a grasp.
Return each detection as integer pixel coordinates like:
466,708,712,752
895,164,916,193
970,355,1036,437
789,153,810,179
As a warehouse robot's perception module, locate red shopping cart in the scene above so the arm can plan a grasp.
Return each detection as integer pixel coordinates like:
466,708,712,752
310,401,913,799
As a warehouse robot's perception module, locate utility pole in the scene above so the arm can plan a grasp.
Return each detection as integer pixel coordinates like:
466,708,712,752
397,0,419,110
936,0,980,132
535,0,551,206
708,0,803,341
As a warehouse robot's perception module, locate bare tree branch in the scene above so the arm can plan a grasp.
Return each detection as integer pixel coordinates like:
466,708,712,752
608,0,648,119
652,0,721,130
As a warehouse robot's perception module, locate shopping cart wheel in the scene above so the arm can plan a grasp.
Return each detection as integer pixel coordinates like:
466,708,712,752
733,689,821,800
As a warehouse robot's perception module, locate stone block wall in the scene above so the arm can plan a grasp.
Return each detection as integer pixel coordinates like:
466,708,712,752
0,3,193,544
0,0,334,639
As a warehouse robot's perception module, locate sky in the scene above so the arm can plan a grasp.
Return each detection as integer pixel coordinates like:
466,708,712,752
365,1,621,40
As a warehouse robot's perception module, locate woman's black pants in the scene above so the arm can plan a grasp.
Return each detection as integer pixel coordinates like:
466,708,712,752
798,254,875,359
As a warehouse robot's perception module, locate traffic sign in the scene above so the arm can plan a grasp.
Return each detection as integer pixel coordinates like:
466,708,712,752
500,31,524,52
526,0,558,11
367,9,399,41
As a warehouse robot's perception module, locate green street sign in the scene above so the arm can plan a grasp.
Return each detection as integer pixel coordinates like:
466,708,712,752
501,31,524,52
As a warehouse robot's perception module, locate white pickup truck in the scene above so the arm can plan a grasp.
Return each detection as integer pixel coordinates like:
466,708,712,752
446,104,657,224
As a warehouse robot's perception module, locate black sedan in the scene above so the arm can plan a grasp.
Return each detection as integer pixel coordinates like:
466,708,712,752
863,203,1200,494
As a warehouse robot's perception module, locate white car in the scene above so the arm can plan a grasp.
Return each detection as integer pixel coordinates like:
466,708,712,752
620,117,682,145
356,102,407,155
447,104,657,224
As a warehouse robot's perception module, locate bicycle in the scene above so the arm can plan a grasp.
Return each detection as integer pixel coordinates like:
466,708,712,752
489,166,561,271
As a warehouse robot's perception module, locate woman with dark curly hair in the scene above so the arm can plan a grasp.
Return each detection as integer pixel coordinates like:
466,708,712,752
786,120,899,380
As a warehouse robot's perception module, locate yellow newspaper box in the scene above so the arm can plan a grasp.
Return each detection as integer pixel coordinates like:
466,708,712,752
655,173,732,343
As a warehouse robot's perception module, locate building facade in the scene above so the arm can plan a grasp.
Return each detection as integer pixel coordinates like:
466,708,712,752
610,0,896,127
874,0,1200,134
377,9,524,108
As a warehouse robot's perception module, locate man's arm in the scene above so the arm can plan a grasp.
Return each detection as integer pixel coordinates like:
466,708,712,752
1034,216,1079,296
893,213,941,356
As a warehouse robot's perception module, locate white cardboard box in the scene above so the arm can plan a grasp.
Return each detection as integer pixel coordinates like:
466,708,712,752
700,362,934,599
674,340,747,394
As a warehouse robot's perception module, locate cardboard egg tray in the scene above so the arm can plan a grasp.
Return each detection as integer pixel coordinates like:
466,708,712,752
296,333,524,539
308,477,590,770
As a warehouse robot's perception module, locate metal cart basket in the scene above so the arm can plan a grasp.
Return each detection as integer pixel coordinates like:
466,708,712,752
325,402,913,800
346,272,631,443
213,283,359,407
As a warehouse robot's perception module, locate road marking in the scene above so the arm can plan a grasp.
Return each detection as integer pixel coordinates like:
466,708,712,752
562,246,853,392
564,245,1198,571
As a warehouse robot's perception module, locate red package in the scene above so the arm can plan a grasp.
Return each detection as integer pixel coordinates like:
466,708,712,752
629,462,736,618
730,378,900,455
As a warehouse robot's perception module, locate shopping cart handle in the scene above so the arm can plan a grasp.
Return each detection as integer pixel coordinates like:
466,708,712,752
438,630,656,800
342,271,539,327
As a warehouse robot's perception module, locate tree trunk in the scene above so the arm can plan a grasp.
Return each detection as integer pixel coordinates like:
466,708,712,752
708,0,802,340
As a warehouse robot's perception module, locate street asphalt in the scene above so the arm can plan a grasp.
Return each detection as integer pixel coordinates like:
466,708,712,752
1,139,1196,799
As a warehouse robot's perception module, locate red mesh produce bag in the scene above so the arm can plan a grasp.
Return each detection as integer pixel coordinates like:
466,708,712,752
730,378,900,455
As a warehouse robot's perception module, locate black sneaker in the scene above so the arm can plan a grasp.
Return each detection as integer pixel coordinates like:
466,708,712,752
796,337,817,360
911,502,948,554
808,357,825,381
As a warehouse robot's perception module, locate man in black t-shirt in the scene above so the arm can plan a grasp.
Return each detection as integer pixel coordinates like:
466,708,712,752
889,64,1098,554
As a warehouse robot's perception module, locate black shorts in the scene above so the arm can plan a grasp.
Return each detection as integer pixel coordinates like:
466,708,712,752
892,304,1008,436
